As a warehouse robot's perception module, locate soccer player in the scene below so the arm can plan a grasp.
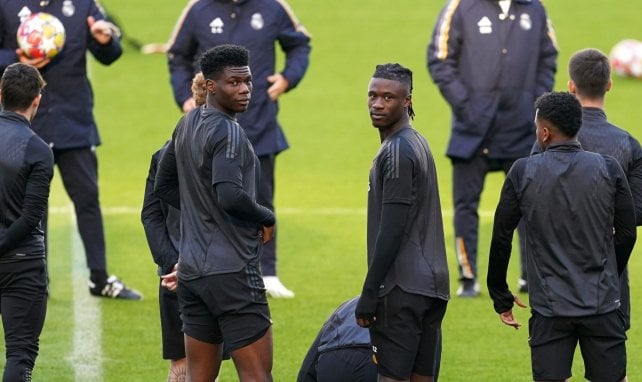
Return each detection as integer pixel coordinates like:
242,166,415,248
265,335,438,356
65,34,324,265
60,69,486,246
533,48,642,332
488,91,636,382
427,0,558,296
356,63,450,382
0,63,52,381
166,0,312,298
154,44,275,381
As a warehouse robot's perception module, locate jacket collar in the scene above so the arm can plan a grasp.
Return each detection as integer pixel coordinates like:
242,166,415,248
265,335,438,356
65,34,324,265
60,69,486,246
544,140,582,152
0,110,31,128
581,107,607,121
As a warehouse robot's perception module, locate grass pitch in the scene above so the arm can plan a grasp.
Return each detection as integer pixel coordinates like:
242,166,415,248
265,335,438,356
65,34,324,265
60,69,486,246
2,0,642,380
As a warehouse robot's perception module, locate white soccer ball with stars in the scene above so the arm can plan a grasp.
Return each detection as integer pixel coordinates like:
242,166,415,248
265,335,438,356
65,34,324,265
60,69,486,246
610,39,642,79
17,12,66,59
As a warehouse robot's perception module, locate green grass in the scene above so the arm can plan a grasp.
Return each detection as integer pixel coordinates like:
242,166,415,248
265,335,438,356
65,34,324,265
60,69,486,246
2,0,642,380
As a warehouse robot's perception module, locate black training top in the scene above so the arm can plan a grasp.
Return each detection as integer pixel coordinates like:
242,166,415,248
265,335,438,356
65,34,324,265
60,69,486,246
366,127,450,300
155,107,274,280
0,111,53,261
578,107,642,225
488,142,637,317
141,143,181,276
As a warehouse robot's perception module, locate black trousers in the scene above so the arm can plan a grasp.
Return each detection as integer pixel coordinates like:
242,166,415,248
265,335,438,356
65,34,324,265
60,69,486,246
0,259,47,382
44,147,106,272
258,155,276,276
452,155,527,281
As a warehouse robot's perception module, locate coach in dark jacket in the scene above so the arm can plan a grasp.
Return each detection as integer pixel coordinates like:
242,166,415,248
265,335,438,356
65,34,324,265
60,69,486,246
0,0,140,299
427,0,557,296
167,0,311,297
488,92,636,382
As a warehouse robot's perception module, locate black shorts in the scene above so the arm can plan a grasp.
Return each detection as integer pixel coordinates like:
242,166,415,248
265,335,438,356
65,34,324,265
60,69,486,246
529,310,627,381
369,287,447,380
158,282,185,360
177,263,271,352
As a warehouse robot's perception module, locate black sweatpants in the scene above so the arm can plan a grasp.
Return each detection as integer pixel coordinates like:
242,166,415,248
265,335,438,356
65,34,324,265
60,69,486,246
0,259,47,381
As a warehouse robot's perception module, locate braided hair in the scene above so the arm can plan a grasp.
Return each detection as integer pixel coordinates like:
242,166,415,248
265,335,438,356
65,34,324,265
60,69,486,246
372,63,415,119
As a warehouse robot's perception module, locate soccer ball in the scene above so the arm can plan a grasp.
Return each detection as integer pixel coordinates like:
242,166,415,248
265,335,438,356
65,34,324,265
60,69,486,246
16,12,66,59
609,39,642,78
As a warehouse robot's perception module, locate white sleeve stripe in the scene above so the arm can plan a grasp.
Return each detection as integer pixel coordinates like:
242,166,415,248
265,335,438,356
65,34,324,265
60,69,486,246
435,0,461,60
274,0,312,38
166,0,200,49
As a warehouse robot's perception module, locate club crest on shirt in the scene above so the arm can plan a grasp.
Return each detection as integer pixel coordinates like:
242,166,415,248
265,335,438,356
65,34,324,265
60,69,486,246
210,17,224,33
62,0,75,17
250,13,264,30
477,16,492,34
520,13,532,30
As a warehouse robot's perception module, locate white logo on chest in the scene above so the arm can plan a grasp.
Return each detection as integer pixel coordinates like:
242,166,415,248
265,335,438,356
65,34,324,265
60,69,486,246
62,0,75,17
250,13,264,30
478,16,492,34
520,13,532,30
18,6,32,23
210,17,224,34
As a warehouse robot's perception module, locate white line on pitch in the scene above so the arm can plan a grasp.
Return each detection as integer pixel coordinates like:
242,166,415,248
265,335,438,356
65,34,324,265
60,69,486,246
48,205,496,218
66,209,103,382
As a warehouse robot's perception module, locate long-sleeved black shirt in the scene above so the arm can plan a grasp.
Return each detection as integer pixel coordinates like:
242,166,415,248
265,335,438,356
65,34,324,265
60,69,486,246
141,144,181,276
488,141,636,317
0,111,54,261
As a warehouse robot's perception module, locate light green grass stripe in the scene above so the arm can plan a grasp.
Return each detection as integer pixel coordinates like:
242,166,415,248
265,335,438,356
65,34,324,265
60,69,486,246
65,207,103,382
49,206,496,218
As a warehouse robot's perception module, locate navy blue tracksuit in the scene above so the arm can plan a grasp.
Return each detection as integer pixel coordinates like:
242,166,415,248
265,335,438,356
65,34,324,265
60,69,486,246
427,0,557,283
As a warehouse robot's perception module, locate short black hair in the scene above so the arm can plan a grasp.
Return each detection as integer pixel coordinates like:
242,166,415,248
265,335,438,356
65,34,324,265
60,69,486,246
198,44,249,80
534,91,583,138
372,63,415,119
0,63,46,111
569,48,610,98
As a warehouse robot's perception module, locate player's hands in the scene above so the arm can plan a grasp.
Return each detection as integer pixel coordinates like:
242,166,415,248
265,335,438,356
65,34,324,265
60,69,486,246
267,73,289,101
87,16,119,45
182,97,197,113
355,291,378,328
499,294,527,329
15,49,50,68
161,264,179,292
260,225,275,244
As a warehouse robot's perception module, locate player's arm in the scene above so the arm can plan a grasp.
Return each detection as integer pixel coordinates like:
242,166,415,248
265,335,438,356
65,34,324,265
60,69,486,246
627,136,642,225
0,139,53,253
86,2,122,65
426,2,469,117
154,140,180,210
274,3,311,93
167,4,199,110
356,141,413,327
607,157,637,275
141,149,179,275
487,162,524,315
534,5,558,96
211,122,275,229
214,182,275,228
355,202,410,328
